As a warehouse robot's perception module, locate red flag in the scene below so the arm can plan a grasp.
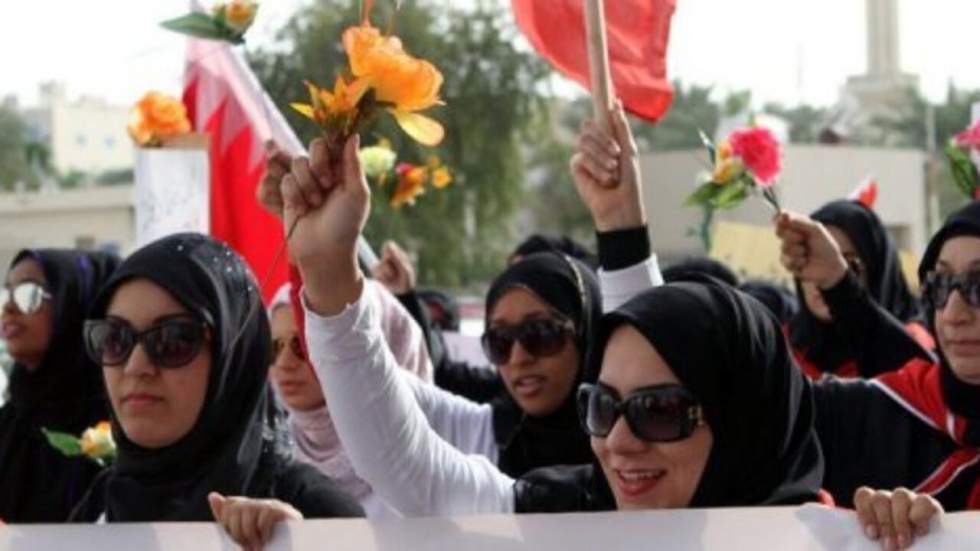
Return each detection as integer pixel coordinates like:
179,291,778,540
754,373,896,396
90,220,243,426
512,0,676,123
182,38,307,302
848,176,879,210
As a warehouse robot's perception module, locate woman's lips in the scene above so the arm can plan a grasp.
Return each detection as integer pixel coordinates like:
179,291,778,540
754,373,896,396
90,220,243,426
510,375,546,398
613,469,666,498
121,393,163,412
1,320,24,340
944,339,980,356
276,380,307,394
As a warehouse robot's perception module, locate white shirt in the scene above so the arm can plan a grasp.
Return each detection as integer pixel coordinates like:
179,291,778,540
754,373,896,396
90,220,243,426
304,256,662,517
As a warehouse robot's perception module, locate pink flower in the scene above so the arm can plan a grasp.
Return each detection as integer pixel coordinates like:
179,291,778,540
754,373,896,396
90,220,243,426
955,121,980,151
729,127,782,187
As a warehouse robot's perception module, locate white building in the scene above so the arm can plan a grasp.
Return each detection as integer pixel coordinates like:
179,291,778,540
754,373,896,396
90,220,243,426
19,82,133,176
0,185,135,271
641,145,927,263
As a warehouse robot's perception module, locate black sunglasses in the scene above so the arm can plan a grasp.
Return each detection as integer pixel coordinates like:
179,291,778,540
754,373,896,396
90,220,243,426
577,382,705,443
481,317,575,365
84,316,209,368
1,282,52,315
271,334,306,363
922,271,980,310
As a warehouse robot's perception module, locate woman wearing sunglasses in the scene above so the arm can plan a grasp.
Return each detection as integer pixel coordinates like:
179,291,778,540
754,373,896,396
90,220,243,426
67,233,363,523
266,281,431,519
787,199,934,380
0,249,120,523
777,203,980,514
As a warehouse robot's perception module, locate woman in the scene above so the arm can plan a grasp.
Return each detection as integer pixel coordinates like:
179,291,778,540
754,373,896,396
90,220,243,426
267,280,431,518
787,199,933,379
0,249,119,523
777,203,980,512
68,233,363,522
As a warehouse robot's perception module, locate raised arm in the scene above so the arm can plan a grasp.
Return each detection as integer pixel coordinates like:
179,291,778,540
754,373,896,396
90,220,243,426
571,101,663,312
285,135,515,516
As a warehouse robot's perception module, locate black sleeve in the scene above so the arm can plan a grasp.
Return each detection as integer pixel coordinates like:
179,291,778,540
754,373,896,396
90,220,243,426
596,226,650,271
396,290,446,368
434,359,505,404
821,271,934,377
812,377,952,507
274,462,365,518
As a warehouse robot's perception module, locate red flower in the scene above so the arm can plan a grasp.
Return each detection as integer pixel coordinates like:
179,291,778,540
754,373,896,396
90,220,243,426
729,127,782,187
955,121,980,152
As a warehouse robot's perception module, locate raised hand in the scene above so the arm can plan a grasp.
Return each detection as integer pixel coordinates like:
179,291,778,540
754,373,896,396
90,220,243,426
854,486,943,550
774,211,849,289
256,141,294,220
372,240,417,295
281,135,371,316
569,100,646,232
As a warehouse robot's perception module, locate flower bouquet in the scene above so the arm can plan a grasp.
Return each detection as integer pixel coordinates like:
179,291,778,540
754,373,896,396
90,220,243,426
685,126,783,212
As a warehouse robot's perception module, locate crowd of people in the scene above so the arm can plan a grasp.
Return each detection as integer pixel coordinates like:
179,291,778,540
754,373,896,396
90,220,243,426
6,101,980,550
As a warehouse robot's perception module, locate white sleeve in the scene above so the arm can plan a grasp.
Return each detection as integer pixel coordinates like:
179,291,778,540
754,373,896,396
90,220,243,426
398,371,499,461
304,288,515,516
598,255,664,313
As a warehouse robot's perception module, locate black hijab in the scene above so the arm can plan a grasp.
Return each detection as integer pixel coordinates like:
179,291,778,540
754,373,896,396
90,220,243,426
790,199,920,372
72,233,358,522
662,256,740,287
0,249,120,522
740,279,799,324
595,275,824,506
485,252,602,477
510,234,599,271
918,200,980,421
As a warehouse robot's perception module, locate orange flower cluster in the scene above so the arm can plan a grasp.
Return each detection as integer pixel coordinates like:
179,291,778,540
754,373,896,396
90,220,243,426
127,91,192,147
391,157,452,208
291,3,444,148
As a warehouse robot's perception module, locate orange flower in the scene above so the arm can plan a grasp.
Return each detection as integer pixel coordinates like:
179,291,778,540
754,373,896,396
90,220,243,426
431,166,452,189
343,24,445,146
392,163,428,208
222,0,258,35
291,77,369,131
127,91,192,147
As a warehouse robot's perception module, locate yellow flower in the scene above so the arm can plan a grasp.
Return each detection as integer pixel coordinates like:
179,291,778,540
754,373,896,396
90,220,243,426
359,142,398,179
291,77,369,129
343,24,445,146
711,140,742,185
431,166,453,189
218,0,258,34
392,163,428,208
79,421,115,460
127,91,192,147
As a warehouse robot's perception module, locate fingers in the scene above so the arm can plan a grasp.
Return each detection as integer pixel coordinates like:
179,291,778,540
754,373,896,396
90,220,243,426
309,137,332,190
343,134,367,193
281,173,308,223
870,490,897,550
575,120,620,186
208,492,225,520
890,488,914,549
609,100,638,156
291,157,323,208
908,493,943,538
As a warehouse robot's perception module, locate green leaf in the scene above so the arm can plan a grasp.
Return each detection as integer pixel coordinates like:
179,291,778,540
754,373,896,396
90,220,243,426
945,143,979,199
160,13,234,43
711,179,750,209
684,181,720,207
41,428,83,457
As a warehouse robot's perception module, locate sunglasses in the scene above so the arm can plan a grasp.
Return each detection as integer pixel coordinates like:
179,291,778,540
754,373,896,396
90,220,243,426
271,334,306,363
481,317,574,365
1,282,52,315
83,316,209,368
577,383,705,443
922,271,980,310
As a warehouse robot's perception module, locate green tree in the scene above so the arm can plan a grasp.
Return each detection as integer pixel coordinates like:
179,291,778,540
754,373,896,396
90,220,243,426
250,0,550,288
0,106,31,191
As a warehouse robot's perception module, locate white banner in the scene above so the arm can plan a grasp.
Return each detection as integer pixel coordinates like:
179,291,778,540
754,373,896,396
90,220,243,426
3,506,979,551
135,145,210,248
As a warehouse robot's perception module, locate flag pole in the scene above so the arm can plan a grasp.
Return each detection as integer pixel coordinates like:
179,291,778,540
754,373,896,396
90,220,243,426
584,0,613,132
